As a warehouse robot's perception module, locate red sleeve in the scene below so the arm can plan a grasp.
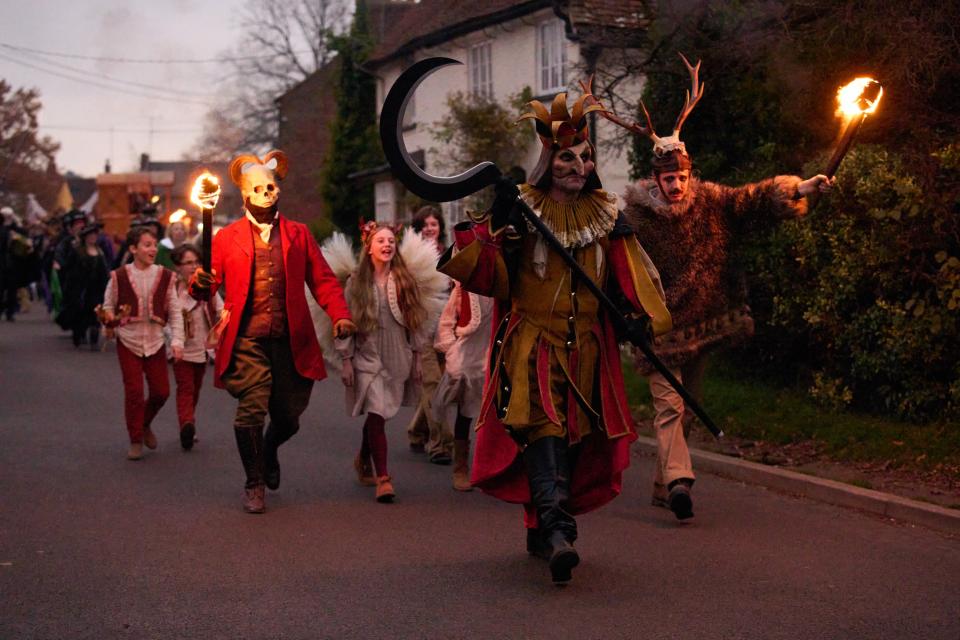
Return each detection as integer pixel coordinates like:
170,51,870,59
304,226,352,325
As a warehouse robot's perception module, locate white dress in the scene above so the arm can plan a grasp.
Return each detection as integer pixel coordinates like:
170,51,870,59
336,275,422,419
432,283,493,426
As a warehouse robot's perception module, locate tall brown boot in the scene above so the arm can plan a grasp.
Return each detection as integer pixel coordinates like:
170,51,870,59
452,439,472,492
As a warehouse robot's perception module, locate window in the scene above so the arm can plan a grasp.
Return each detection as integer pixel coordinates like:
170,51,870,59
538,19,567,93
468,42,493,99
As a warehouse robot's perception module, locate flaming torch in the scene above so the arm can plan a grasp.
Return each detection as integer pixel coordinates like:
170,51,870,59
824,77,883,178
189,171,221,272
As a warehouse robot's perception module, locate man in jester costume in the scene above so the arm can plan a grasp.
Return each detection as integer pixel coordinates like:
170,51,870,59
438,90,672,583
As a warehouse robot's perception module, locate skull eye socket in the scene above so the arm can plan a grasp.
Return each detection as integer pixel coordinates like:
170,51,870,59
254,185,263,194
266,184,275,192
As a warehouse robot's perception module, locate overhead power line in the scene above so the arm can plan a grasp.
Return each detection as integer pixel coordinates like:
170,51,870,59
10,47,211,99
39,125,202,134
0,42,311,64
0,51,214,107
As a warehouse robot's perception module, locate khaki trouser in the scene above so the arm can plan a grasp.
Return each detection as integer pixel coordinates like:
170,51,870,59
648,355,707,491
406,347,451,457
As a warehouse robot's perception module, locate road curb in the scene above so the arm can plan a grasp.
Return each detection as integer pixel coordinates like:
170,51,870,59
634,436,960,536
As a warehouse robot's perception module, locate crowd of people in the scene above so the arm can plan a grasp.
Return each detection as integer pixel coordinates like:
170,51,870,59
0,54,838,587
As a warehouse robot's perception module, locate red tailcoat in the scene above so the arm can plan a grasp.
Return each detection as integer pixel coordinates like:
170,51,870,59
206,215,351,388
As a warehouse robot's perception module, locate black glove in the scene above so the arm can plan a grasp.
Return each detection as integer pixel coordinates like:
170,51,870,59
490,175,521,231
622,313,653,348
188,268,215,301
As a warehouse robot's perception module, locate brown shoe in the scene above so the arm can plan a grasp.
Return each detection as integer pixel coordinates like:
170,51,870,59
243,485,266,514
143,428,158,450
452,439,472,492
127,442,144,460
353,453,376,486
375,475,395,503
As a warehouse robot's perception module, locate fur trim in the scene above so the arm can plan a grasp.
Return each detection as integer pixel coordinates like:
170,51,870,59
456,290,483,338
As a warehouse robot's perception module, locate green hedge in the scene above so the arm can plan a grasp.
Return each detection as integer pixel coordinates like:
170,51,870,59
734,144,960,421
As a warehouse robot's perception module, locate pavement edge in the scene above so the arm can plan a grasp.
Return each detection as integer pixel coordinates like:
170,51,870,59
634,436,960,536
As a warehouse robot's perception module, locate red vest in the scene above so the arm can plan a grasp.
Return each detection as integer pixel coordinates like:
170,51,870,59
240,226,288,337
114,264,174,325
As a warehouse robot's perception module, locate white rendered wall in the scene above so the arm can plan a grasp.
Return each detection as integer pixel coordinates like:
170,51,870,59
373,9,644,229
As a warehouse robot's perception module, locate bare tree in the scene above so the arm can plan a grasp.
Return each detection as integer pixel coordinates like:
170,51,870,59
193,0,351,157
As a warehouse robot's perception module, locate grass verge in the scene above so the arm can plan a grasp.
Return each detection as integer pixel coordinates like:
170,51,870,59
621,355,960,471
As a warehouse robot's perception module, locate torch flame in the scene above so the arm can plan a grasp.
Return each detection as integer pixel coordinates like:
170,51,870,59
168,208,188,224
190,171,221,210
836,77,883,119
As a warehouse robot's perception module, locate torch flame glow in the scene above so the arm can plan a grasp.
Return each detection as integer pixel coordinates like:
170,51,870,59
190,171,221,210
836,77,883,119
168,209,188,224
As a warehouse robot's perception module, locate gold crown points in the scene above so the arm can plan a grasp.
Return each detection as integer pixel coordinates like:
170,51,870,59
360,217,403,246
517,92,606,150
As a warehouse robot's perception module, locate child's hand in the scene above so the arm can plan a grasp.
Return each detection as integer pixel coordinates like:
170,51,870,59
341,358,355,387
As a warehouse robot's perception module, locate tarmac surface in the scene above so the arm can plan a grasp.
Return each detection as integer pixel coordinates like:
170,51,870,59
1,313,958,639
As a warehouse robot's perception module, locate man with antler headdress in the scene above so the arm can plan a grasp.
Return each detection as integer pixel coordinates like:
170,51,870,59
189,151,356,514
588,54,833,520
438,88,672,583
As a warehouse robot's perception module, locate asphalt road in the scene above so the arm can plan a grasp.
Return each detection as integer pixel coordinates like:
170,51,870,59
1,313,958,639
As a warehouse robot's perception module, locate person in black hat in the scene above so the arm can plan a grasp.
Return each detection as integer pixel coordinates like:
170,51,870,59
57,222,110,348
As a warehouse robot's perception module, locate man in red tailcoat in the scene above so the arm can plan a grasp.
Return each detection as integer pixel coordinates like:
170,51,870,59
190,151,355,514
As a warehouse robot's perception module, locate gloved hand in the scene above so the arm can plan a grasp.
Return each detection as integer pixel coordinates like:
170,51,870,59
333,318,357,339
622,313,653,348
188,268,216,301
490,175,521,231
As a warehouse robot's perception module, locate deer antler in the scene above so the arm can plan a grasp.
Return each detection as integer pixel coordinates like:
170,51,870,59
672,53,704,135
579,74,659,141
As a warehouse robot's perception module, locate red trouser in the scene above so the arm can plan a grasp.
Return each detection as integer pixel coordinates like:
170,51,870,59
117,340,170,443
172,360,206,429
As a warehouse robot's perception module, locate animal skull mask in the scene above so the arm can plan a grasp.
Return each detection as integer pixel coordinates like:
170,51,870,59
229,151,289,210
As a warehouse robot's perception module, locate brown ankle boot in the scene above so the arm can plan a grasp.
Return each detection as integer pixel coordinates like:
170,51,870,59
243,485,266,514
353,453,376,486
452,439,472,491
143,428,158,450
375,476,395,503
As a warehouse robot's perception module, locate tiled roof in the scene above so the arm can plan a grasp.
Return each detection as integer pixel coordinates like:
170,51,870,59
563,0,651,47
367,0,552,66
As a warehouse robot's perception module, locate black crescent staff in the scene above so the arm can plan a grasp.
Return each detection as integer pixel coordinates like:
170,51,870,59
379,57,723,439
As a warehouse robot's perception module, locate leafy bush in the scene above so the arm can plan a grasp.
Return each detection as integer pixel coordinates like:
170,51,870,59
736,144,960,421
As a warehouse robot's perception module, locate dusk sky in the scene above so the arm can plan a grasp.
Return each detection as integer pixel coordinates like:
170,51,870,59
0,0,254,177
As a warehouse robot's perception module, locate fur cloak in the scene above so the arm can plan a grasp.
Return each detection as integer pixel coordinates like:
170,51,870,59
623,175,808,372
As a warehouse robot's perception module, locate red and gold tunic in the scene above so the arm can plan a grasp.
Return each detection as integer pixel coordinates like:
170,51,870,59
439,184,671,514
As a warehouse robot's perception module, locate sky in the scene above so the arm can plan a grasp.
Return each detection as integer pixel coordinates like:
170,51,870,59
0,0,251,177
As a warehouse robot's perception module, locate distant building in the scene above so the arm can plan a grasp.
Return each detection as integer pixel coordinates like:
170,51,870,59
274,0,418,226
363,0,651,230
94,154,242,241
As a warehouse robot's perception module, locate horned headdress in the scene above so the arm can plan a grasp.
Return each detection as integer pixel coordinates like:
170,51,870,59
518,91,607,187
583,53,704,172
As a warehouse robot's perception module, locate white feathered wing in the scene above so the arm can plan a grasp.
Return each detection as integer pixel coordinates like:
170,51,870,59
306,232,357,374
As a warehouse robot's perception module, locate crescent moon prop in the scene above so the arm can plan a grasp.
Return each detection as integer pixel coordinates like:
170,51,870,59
379,57,502,202
378,57,724,439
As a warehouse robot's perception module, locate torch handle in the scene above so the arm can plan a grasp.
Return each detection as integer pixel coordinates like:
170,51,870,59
825,114,865,178
201,207,213,272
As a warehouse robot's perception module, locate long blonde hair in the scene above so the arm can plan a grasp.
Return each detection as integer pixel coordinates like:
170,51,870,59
349,232,426,335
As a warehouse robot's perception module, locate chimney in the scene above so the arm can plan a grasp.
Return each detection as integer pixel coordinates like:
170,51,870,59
140,153,150,171
104,159,112,174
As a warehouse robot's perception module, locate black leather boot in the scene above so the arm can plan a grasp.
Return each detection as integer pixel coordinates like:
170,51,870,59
234,427,266,513
523,436,579,583
263,420,300,491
